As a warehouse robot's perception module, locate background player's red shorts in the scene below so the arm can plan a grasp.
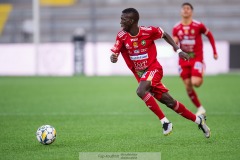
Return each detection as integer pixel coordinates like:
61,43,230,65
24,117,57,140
133,66,169,100
179,60,205,80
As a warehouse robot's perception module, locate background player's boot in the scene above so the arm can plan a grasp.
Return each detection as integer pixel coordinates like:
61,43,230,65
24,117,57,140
198,115,211,138
163,122,173,136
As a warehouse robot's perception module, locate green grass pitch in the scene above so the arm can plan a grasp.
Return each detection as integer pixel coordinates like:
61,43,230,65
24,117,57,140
0,74,240,160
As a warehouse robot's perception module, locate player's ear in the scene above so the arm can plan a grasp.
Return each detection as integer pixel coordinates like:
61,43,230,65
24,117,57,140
131,19,134,24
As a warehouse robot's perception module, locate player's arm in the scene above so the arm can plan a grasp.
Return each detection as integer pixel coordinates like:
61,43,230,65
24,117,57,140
205,30,218,60
110,36,123,63
162,32,189,61
201,23,218,60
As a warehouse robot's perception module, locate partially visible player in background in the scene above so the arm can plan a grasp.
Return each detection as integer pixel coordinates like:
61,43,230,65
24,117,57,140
172,2,218,116
110,8,211,138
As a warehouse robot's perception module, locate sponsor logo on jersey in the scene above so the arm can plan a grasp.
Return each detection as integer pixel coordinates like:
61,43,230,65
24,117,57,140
194,61,203,73
178,30,183,36
133,42,138,48
133,60,148,70
141,40,146,46
130,38,138,42
191,29,195,34
130,53,148,61
134,50,140,54
141,48,148,52
142,32,150,36
189,36,196,39
125,43,131,49
181,39,195,45
184,29,189,35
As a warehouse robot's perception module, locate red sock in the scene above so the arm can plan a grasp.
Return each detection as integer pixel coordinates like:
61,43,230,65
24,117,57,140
142,93,165,120
187,89,201,108
173,101,196,122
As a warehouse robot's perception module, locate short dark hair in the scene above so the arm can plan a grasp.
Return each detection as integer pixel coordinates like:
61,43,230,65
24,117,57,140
122,8,139,22
182,2,194,10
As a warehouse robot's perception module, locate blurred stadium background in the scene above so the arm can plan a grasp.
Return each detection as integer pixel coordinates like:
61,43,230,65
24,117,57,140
0,0,240,76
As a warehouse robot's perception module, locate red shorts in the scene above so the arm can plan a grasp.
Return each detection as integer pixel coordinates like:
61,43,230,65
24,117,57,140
179,60,205,80
133,65,169,100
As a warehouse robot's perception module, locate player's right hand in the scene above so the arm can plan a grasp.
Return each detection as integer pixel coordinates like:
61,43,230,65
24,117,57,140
179,51,190,61
110,53,118,63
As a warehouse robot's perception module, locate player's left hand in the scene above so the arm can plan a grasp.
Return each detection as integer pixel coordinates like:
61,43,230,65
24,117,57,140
179,51,190,61
110,53,118,63
214,54,218,60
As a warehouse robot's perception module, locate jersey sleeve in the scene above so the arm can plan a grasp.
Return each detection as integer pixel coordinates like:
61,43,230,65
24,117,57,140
151,26,164,40
110,31,125,56
172,27,177,37
200,22,209,35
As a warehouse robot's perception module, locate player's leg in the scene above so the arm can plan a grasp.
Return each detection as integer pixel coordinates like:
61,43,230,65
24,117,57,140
159,92,210,138
136,70,172,136
183,78,202,109
159,92,196,122
181,64,203,113
191,61,206,115
191,76,203,87
136,80,167,123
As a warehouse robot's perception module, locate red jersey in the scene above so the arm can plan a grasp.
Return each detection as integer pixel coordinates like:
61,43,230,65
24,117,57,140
111,26,164,73
172,20,209,63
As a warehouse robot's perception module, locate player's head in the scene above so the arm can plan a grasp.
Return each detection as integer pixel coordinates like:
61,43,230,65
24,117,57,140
181,2,193,18
121,8,139,32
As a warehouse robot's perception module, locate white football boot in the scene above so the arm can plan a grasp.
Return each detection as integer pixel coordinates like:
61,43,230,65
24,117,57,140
162,122,173,136
198,115,211,138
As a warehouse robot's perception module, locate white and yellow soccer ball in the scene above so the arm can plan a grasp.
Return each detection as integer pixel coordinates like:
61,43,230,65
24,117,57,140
36,125,56,145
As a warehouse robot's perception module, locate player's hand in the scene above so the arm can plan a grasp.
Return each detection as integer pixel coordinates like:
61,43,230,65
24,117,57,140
179,51,190,61
110,53,118,63
214,54,218,60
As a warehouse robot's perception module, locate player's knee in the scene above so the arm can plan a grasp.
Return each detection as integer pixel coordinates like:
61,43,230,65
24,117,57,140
192,77,203,88
166,99,177,109
136,88,145,98
192,80,202,87
161,93,176,109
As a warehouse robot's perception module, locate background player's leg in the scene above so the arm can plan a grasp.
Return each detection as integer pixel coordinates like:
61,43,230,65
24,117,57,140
191,76,206,115
191,76,203,87
180,65,202,109
183,78,202,109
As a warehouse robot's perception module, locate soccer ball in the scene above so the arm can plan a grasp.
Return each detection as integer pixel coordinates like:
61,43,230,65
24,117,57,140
36,125,57,145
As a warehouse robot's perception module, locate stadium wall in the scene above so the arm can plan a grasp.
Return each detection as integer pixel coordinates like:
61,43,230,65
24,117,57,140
0,41,229,76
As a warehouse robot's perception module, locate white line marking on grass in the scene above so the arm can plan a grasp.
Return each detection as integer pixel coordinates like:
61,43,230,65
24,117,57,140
0,112,240,116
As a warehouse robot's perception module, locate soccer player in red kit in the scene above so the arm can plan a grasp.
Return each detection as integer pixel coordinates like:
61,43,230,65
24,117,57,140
172,3,218,115
110,8,211,138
